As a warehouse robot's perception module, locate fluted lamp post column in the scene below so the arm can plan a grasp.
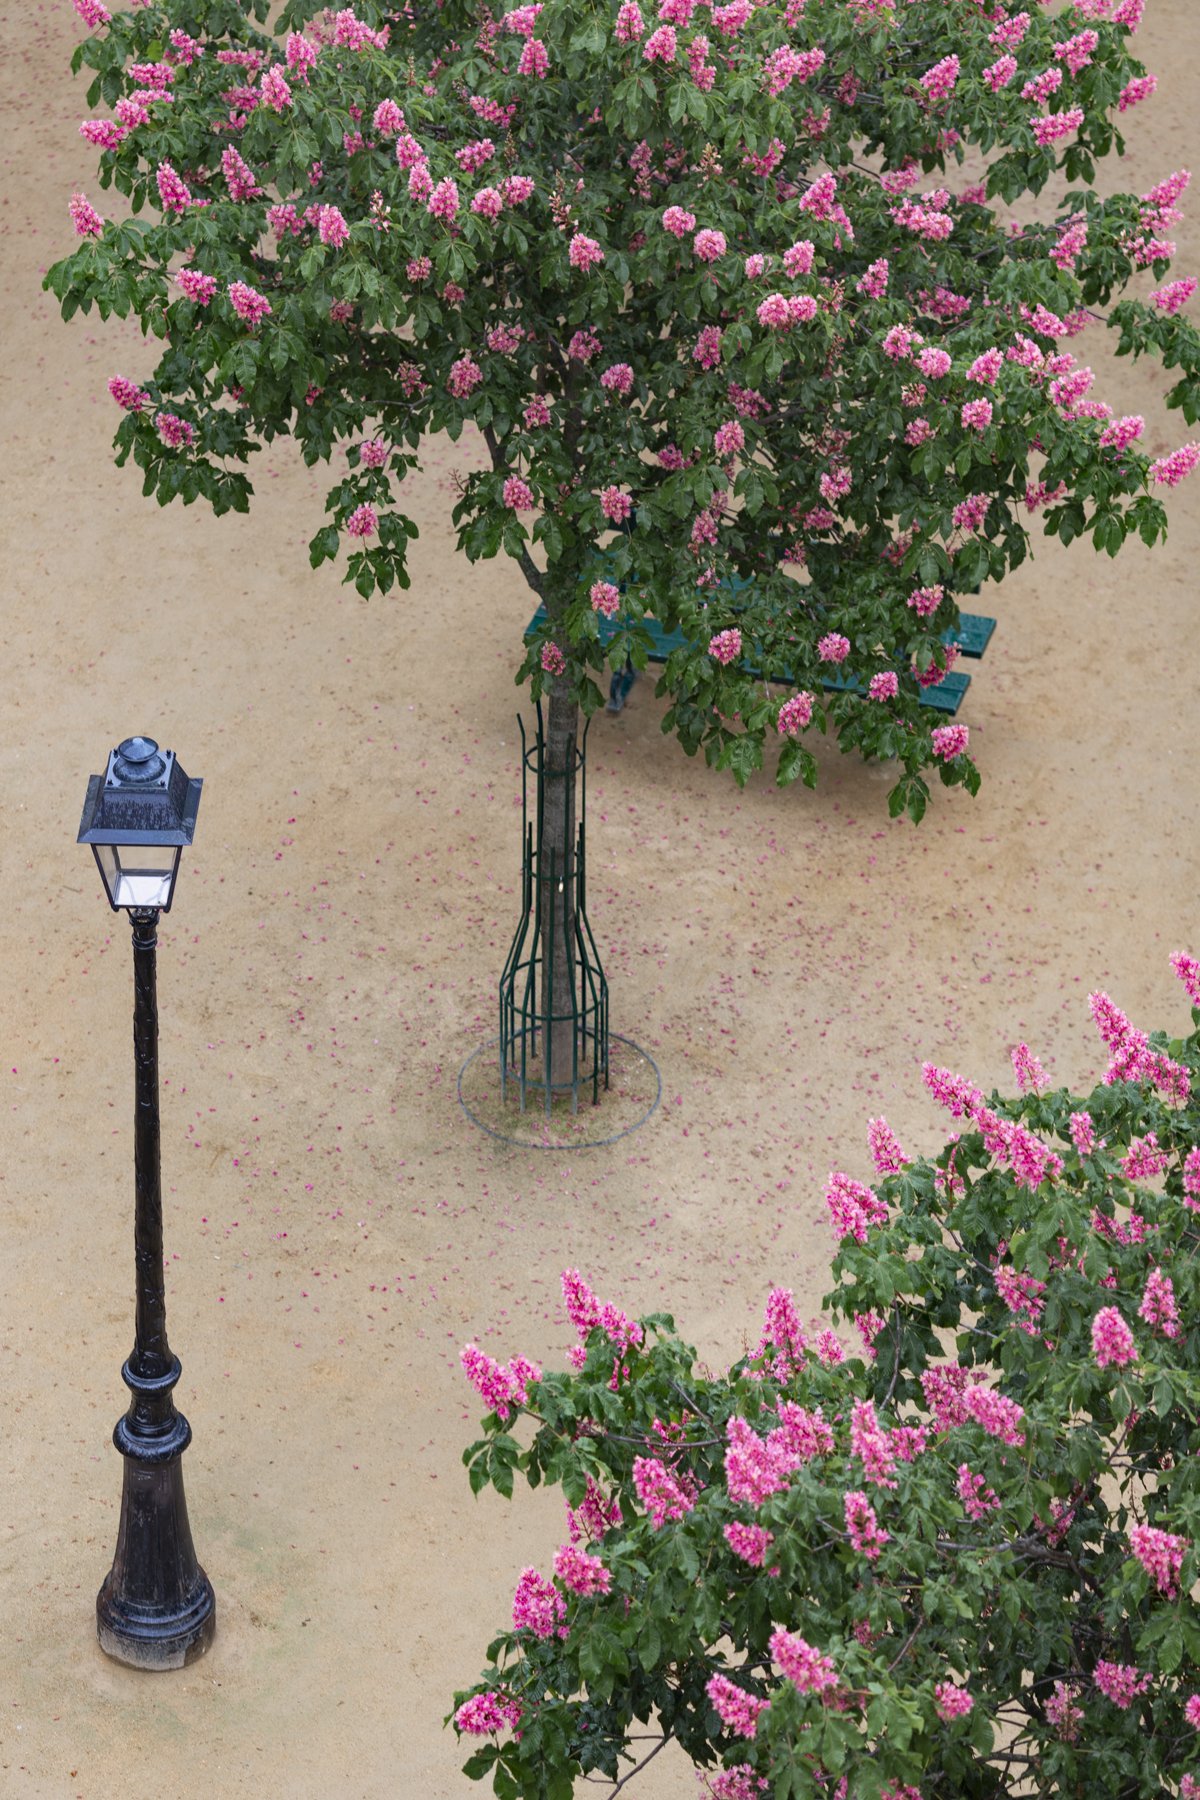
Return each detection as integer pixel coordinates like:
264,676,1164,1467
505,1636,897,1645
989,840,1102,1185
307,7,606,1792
77,736,215,1670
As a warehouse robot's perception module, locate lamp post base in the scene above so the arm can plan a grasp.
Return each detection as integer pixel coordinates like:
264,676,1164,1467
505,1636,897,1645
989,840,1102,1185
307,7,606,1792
96,1357,216,1671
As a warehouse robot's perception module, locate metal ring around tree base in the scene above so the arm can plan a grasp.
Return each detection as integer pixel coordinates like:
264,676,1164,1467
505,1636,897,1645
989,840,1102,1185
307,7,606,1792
457,1032,662,1150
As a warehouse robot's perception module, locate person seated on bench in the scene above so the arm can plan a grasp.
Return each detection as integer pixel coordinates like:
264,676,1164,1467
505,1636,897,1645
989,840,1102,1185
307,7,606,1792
607,655,637,714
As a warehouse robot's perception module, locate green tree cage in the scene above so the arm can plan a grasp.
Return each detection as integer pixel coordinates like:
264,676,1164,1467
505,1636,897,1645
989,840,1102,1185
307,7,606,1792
499,709,608,1114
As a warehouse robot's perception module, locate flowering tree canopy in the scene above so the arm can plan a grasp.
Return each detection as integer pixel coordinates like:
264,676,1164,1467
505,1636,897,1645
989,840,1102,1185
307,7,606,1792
452,953,1200,1798
50,0,1200,817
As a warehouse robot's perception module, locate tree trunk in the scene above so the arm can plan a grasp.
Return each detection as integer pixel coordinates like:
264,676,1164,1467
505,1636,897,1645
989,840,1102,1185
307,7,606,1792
539,675,579,1097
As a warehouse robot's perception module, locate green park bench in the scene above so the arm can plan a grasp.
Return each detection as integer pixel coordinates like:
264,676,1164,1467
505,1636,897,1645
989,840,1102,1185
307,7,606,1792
525,591,996,717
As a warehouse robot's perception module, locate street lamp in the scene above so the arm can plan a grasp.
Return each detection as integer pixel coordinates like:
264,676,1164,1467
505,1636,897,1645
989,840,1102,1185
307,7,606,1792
77,736,215,1669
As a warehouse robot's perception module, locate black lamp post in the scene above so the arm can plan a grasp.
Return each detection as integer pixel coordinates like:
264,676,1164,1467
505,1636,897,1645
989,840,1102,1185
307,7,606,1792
78,736,215,1669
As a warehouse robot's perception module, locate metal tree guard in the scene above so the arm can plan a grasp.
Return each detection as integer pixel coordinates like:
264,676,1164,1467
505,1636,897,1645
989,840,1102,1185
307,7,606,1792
499,708,609,1113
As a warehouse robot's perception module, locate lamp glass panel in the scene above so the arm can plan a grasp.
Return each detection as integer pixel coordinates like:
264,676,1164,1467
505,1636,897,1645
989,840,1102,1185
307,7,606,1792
95,843,178,910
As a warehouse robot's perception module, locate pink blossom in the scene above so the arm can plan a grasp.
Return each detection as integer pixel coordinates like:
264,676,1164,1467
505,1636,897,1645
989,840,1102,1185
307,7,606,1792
917,347,951,380
953,493,990,534
961,399,993,433
1092,1305,1137,1369
708,628,742,666
1023,68,1064,106
770,1628,838,1696
908,583,943,618
1150,443,1200,487
439,352,481,400
590,581,621,618
425,178,459,223
1094,1661,1151,1710
522,397,550,430
844,1490,889,1561
776,693,814,737
553,1542,611,1597
1171,950,1200,1005
599,363,634,398
967,349,1003,386
372,98,403,135
568,233,604,272
503,476,534,510
517,36,550,75
502,175,536,206
814,1329,844,1366
983,55,1018,91
923,1064,983,1118
1123,1132,1169,1180
882,324,920,361
316,204,350,247
1046,1681,1083,1741
357,439,388,468
228,280,272,326
69,192,104,236
541,642,566,677
259,65,293,110
723,1521,775,1567
1010,1043,1046,1092
661,205,696,239
72,0,111,28
643,23,676,61
615,0,644,39
1185,1147,1200,1211
155,412,194,449
725,1416,799,1504
920,54,960,105
934,1682,973,1721
1185,1696,1200,1729
694,228,727,263
866,1117,907,1175
957,1464,1000,1521
1032,107,1085,146
1119,75,1157,111
108,375,150,412
1068,1111,1095,1156
599,486,632,525
79,120,126,151
512,1566,567,1638
456,138,495,173
931,724,969,761
706,1675,769,1739
857,257,889,297
818,632,850,663
1139,1269,1181,1339
868,671,898,700
714,420,745,458
825,1171,887,1243
850,1399,897,1488
345,503,377,538
1099,415,1145,451
454,1692,523,1735
175,267,218,306
215,146,260,205
633,1456,695,1527
155,163,191,213
963,1383,1026,1447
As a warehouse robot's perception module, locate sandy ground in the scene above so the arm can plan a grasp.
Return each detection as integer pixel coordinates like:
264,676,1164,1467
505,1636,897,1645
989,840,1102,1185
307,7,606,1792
2,4,1199,1796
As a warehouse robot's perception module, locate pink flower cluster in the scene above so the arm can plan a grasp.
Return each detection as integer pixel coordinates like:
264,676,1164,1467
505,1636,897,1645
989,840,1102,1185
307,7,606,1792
1032,107,1085,146
600,486,632,525
108,375,150,412
1150,443,1200,487
447,356,482,399
69,192,104,236
590,580,620,618
1172,950,1200,1005
568,233,605,272
776,692,814,738
825,1171,888,1243
723,1521,775,1567
155,412,194,449
460,1343,542,1420
867,1116,907,1175
552,1542,611,1597
1094,1660,1152,1710
502,475,534,511
920,54,960,105
818,632,850,663
512,1566,567,1639
708,628,742,666
962,399,993,433
963,1383,1026,1446
908,584,943,618
1045,1680,1083,1741
358,438,388,468
454,1691,522,1735
857,258,889,298
770,1628,837,1696
844,1490,889,1561
868,671,898,700
633,1455,696,1527
934,1681,973,1721
1128,1523,1188,1596
541,642,565,676
706,1674,769,1739
228,280,272,325
1092,1305,1137,1369
957,1463,1000,1521
725,1416,800,1505
931,724,969,761
1099,414,1144,451
221,145,261,201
